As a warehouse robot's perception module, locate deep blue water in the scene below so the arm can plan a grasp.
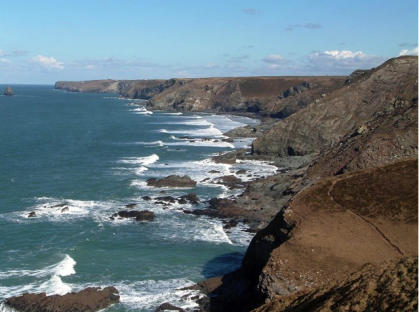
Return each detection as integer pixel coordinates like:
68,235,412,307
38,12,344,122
0,85,273,311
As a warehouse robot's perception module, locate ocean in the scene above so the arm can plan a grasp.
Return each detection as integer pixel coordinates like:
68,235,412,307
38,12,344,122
0,85,276,311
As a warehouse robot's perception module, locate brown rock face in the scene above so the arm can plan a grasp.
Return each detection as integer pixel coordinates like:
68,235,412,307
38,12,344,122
251,257,418,312
252,56,418,156
242,159,417,300
55,76,345,118
146,175,196,188
5,286,120,312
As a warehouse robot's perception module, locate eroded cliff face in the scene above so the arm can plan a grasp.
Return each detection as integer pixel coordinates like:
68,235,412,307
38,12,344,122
252,56,418,156
198,56,418,312
251,257,418,312
55,76,346,118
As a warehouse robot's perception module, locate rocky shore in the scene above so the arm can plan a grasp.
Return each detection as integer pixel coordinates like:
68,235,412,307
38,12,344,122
38,55,419,311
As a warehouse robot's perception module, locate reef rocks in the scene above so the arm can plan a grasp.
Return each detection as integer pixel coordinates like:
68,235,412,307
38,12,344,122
155,302,185,311
111,210,155,221
146,175,196,188
5,287,120,312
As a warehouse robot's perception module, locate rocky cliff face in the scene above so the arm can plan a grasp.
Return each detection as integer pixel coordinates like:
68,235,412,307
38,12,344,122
251,256,418,312
252,56,418,156
55,76,346,118
196,56,418,312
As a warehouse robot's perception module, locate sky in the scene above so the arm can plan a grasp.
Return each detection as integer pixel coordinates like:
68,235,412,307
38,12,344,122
0,0,417,84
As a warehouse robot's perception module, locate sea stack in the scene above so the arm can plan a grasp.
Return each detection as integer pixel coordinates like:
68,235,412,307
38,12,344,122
4,86,14,96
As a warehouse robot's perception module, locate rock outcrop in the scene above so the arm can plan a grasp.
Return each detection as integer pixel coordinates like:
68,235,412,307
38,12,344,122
146,175,197,188
55,76,346,118
251,257,418,312
252,56,418,156
111,210,155,221
3,86,14,96
199,159,417,311
5,287,120,312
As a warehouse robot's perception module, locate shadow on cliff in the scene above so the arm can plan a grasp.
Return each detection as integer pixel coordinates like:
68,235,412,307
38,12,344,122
198,211,295,312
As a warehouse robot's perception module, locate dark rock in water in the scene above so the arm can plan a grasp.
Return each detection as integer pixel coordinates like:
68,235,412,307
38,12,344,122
51,203,67,208
216,175,245,189
135,211,154,221
213,154,236,164
28,211,36,218
223,219,238,230
142,196,152,201
222,137,234,143
125,203,137,208
155,302,185,311
112,210,154,221
155,196,177,203
61,207,69,213
5,286,120,312
3,86,14,96
147,175,196,188
178,193,200,205
236,169,247,174
209,170,220,174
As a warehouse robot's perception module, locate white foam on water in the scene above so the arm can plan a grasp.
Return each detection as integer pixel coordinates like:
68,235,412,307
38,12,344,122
5,197,117,223
132,140,165,147
159,112,183,115
130,106,153,115
0,254,76,280
119,154,159,166
67,279,201,311
165,140,234,148
159,119,214,126
158,125,224,137
134,166,148,175
158,214,235,245
0,303,19,312
0,255,76,298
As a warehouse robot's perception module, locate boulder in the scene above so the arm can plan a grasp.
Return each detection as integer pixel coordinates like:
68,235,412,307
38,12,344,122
178,193,200,205
28,211,36,218
147,175,196,188
125,203,137,208
155,196,177,203
112,210,154,221
155,302,184,311
5,286,119,312
215,175,244,189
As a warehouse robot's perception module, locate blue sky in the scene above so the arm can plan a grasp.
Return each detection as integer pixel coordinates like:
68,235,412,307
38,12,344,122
0,0,417,83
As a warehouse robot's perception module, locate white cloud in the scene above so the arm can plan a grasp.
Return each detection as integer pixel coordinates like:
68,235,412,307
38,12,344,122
262,54,284,64
32,55,64,70
306,50,385,74
319,50,367,59
399,46,418,56
85,64,96,70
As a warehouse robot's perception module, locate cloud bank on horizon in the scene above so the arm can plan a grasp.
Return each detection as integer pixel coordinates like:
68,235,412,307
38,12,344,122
0,0,417,83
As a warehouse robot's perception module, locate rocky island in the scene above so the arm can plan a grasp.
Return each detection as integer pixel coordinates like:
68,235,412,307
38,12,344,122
9,55,413,312
3,86,14,96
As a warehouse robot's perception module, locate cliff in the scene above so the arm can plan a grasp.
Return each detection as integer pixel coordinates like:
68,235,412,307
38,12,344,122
195,56,418,311
55,76,346,118
54,56,418,311
251,256,418,312
252,56,418,156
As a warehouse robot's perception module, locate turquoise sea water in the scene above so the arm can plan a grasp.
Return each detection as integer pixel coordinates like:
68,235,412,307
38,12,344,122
0,85,275,311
